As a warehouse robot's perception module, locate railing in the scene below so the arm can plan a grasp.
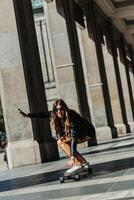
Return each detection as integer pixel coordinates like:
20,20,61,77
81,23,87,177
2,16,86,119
35,16,55,84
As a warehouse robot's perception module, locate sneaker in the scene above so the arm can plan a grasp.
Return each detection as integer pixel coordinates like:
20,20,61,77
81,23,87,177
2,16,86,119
82,162,90,170
66,165,83,174
82,162,93,174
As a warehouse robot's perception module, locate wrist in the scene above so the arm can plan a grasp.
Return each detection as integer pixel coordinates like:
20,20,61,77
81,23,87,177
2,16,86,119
70,156,75,160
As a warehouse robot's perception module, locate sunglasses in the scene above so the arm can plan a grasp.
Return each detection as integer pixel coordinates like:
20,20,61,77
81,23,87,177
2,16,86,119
54,107,64,112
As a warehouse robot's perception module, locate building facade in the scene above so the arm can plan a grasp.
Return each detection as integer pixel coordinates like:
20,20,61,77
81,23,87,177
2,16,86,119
0,0,134,169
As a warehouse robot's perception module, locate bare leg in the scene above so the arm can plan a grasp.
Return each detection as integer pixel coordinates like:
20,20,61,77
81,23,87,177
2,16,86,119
57,138,82,165
57,138,71,158
57,136,92,165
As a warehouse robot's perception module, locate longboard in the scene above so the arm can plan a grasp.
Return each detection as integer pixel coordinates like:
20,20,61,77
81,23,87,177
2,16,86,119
59,167,93,183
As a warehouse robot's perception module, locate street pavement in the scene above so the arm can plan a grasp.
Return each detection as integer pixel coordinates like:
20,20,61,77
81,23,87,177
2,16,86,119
0,133,134,200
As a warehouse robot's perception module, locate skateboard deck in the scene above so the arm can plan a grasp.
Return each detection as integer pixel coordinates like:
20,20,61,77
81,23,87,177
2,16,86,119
59,167,93,183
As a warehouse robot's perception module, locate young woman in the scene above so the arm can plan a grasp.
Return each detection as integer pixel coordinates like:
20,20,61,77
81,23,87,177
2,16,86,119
18,98,95,173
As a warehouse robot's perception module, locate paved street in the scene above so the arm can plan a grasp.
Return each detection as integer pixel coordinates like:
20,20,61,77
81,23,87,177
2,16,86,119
0,133,134,200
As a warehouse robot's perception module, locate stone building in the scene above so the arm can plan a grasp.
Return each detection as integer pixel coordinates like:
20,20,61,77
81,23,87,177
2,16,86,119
0,0,134,169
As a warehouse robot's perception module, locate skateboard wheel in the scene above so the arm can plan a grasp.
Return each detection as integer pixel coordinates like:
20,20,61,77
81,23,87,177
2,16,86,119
60,177,64,183
75,174,80,181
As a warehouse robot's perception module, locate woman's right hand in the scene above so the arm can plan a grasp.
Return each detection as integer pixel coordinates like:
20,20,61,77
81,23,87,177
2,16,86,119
65,159,75,168
18,108,28,117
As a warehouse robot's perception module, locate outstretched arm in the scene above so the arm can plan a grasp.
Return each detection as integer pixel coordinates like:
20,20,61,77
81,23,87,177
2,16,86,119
18,108,28,117
18,108,51,118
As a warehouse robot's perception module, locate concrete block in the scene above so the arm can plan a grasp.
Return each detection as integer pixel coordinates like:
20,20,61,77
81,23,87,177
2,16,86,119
129,122,134,133
7,140,41,169
115,123,127,137
96,126,112,143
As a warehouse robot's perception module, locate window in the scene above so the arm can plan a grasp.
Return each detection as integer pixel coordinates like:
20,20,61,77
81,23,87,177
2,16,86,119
31,0,43,10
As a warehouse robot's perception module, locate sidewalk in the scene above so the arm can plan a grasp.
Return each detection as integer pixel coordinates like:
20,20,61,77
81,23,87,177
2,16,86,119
0,133,134,200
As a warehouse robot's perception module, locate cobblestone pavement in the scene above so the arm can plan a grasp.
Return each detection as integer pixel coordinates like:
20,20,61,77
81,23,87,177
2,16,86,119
0,133,134,200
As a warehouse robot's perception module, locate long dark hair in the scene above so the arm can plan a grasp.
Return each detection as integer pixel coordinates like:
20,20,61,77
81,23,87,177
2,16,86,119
50,99,71,136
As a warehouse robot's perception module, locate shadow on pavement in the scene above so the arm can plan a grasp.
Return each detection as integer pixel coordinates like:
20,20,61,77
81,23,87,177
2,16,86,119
0,156,134,192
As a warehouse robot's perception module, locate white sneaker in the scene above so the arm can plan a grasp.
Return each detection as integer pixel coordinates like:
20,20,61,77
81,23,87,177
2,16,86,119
66,165,83,174
82,162,90,169
82,162,93,174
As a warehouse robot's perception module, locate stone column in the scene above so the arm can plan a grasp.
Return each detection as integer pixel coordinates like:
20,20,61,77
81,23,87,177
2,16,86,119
0,0,40,168
118,42,134,132
13,0,59,163
59,0,92,121
59,0,97,145
105,22,130,134
0,0,59,168
83,0,118,138
119,36,134,131
80,27,112,142
122,37,134,119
